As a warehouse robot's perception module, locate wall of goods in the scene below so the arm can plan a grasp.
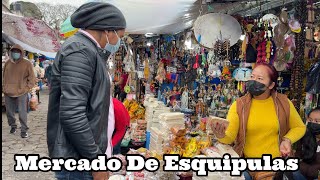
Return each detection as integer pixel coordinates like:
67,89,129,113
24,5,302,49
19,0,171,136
108,1,319,179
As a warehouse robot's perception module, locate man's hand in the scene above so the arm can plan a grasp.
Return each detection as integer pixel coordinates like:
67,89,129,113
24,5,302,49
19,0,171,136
280,138,291,157
92,171,109,180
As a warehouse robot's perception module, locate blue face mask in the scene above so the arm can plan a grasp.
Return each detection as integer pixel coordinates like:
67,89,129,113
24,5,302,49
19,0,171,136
104,30,121,54
11,52,21,61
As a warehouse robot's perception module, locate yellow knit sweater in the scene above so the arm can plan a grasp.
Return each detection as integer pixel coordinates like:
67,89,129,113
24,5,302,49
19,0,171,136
219,97,306,158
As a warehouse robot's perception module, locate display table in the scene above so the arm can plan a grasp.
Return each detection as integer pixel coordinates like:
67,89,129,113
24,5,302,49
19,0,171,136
120,140,146,155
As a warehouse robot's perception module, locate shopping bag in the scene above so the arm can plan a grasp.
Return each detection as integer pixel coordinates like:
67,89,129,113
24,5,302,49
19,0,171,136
29,94,38,111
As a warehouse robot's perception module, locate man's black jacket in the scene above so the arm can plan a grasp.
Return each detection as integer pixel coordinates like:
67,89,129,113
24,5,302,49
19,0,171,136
47,32,111,159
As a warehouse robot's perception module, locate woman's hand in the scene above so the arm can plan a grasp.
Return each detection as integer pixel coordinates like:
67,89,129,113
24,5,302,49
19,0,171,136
280,138,292,157
211,122,227,139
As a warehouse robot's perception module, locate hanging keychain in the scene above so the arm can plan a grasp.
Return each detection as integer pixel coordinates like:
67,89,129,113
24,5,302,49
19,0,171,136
124,73,131,94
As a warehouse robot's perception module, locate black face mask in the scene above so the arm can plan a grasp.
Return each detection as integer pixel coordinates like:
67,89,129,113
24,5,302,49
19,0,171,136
247,80,268,96
307,122,320,135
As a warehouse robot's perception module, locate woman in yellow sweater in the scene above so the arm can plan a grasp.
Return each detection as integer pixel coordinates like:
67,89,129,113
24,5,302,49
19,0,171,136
212,63,306,179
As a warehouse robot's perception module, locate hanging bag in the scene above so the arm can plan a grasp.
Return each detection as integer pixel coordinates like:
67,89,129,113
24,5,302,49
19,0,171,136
305,61,320,94
124,73,131,94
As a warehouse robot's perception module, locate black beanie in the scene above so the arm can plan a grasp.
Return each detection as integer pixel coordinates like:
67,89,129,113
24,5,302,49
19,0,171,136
71,2,126,31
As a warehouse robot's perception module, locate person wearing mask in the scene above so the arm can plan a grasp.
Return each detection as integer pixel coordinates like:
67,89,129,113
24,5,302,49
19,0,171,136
3,44,36,138
111,98,130,155
47,2,126,180
211,63,306,179
296,107,320,180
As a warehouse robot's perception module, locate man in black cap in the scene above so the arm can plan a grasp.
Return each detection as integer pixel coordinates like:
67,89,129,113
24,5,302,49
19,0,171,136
47,2,126,180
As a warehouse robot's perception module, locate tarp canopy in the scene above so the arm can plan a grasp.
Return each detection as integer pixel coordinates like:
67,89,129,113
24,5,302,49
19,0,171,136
105,0,197,34
62,0,198,35
2,11,60,58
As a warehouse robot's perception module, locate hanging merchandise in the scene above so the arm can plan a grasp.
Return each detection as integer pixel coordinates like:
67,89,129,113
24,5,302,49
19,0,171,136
193,13,242,49
193,54,200,69
144,56,150,80
245,43,257,63
124,73,133,94
305,61,320,94
262,13,279,30
123,45,135,72
290,0,307,111
233,67,252,82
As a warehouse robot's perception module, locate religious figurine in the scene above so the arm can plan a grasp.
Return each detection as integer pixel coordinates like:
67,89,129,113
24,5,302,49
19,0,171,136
181,86,189,110
208,86,214,95
195,98,205,117
216,84,222,92
198,88,204,99
155,61,166,84
210,98,217,110
170,86,180,106
227,93,232,106
162,89,167,104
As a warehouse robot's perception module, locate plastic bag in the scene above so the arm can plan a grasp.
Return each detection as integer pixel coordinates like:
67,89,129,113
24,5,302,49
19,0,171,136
305,61,320,94
233,68,252,81
29,94,38,111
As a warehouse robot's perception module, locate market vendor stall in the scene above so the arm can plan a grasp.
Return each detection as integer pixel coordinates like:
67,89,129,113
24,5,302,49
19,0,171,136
98,0,318,179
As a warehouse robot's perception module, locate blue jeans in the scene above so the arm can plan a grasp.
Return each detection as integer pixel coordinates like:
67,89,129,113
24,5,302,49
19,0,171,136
292,171,307,180
55,169,93,180
243,171,251,180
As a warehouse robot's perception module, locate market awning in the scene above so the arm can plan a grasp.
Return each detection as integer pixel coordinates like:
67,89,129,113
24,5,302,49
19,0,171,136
2,11,61,58
61,0,198,35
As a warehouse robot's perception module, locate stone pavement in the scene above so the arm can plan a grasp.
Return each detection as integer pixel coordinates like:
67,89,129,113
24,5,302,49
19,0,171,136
2,88,55,180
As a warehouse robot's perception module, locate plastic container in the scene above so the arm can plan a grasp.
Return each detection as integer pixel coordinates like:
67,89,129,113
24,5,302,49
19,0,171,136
146,131,150,149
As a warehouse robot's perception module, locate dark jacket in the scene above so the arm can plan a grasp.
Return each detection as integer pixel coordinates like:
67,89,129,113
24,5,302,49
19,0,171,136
47,32,111,159
295,130,320,180
44,64,52,83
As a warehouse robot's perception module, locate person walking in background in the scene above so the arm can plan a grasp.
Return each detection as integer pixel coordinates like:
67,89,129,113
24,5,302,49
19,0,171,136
2,44,36,138
115,71,129,102
33,61,42,103
44,60,53,90
47,2,126,180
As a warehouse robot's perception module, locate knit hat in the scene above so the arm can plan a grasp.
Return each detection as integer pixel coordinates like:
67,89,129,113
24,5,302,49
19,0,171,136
112,98,130,146
71,2,126,31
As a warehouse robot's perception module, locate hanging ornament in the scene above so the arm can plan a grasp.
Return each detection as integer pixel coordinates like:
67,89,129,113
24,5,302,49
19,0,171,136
193,54,200,69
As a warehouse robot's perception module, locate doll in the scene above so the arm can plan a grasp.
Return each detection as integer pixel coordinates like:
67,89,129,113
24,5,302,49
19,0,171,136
170,86,181,106
196,98,205,117
155,61,166,84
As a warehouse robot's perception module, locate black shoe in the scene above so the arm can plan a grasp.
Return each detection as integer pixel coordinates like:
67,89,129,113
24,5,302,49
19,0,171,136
21,132,28,138
10,127,16,134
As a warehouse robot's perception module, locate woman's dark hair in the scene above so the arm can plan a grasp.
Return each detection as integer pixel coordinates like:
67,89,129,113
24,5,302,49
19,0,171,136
301,129,318,163
255,63,278,90
308,107,320,117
